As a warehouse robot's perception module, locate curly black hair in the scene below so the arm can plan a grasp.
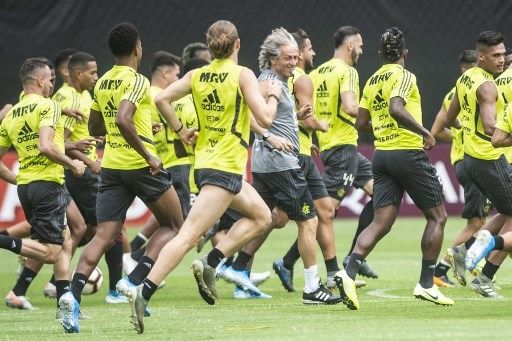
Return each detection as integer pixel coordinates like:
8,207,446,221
108,22,139,57
380,27,406,62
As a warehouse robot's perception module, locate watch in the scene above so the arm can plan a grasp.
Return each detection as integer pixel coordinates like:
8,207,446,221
262,130,271,141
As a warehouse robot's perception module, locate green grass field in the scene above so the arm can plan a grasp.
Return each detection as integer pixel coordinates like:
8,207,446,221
1,217,512,340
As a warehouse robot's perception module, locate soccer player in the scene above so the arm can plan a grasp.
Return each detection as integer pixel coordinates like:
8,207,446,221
430,50,488,287
339,27,452,310
0,58,86,309
58,23,184,333
127,20,281,333
309,26,378,279
182,42,212,65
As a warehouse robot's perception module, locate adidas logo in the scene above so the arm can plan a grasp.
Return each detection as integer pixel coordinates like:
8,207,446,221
104,96,117,118
79,279,86,285
201,89,225,111
144,282,152,289
316,80,329,98
11,240,16,249
143,262,152,269
17,121,38,143
372,89,388,111
356,259,362,265
461,93,471,112
314,290,329,301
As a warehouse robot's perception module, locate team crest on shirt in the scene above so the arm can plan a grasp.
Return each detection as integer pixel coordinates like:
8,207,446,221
302,203,310,215
337,188,346,198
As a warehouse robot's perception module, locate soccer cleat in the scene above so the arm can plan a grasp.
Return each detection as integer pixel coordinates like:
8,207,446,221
433,275,454,288
122,253,138,275
333,270,360,310
43,282,57,299
327,271,366,289
116,277,141,327
132,286,148,334
445,245,467,286
191,255,218,305
5,291,36,310
217,265,263,296
250,271,271,287
343,256,378,279
105,290,129,304
413,283,454,306
470,274,503,299
465,230,495,271
59,291,80,333
272,258,295,292
303,284,343,305
233,286,272,299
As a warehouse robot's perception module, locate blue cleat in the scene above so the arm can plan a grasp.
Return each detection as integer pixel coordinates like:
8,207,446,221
272,258,295,292
217,266,263,296
233,285,272,299
465,230,495,271
105,290,129,304
59,291,80,333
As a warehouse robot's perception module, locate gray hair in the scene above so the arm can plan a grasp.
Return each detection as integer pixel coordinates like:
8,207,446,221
258,27,298,71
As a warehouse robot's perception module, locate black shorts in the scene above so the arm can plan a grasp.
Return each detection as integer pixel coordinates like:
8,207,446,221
65,168,100,226
96,167,173,223
217,208,244,232
18,181,68,245
299,154,328,200
454,160,492,219
168,164,191,219
252,169,316,221
194,168,243,194
321,145,373,201
463,154,512,216
372,150,445,211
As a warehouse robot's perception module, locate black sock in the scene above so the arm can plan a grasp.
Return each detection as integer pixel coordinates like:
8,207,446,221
141,278,158,301
12,267,38,296
131,246,146,262
70,272,88,303
105,240,123,291
283,240,300,270
464,236,476,249
55,280,70,300
232,251,252,271
130,234,147,252
207,248,225,269
481,261,500,280
434,261,450,277
419,259,436,288
345,253,364,280
325,257,340,272
128,256,155,286
0,230,8,236
0,235,22,254
224,256,234,267
349,200,374,254
494,236,504,250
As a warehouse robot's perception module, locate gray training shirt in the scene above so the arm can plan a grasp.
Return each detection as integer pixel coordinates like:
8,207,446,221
251,69,300,173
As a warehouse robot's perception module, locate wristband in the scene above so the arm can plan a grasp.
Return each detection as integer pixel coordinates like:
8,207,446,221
174,123,184,133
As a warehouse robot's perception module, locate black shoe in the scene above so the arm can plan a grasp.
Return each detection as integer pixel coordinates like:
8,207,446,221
303,284,343,305
343,256,378,279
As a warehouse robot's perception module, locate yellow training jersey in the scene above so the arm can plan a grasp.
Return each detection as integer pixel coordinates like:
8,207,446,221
190,59,250,175
288,67,313,156
495,69,512,162
171,94,197,165
360,63,423,150
310,58,359,151
443,87,464,164
0,94,64,185
456,66,503,160
91,65,157,170
53,83,97,162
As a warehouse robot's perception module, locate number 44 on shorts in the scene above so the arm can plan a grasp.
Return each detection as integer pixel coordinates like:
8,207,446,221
343,173,354,186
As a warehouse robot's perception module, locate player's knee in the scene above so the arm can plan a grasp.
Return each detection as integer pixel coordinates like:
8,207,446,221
271,209,288,229
255,206,272,232
45,247,62,264
317,203,335,222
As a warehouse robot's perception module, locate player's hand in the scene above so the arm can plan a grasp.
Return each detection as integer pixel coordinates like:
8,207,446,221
267,134,293,152
146,155,163,175
297,104,312,120
179,127,198,145
152,122,164,134
310,144,321,157
423,132,436,150
62,108,85,122
318,120,329,133
74,138,99,153
71,159,86,176
89,159,101,174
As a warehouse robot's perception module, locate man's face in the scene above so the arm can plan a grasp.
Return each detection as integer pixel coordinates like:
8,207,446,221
49,68,56,93
300,38,316,70
273,43,299,78
78,61,98,91
479,43,505,75
504,53,512,70
40,66,54,98
348,34,364,66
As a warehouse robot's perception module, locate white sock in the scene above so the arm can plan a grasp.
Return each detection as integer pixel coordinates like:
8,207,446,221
303,265,320,293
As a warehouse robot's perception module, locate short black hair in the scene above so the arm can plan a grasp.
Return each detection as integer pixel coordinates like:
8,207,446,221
476,31,505,51
459,50,477,64
380,27,406,62
54,48,77,69
150,51,181,74
505,47,512,56
291,29,309,50
68,52,96,71
182,42,209,64
183,58,209,74
334,26,360,49
108,22,139,57
19,58,49,84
